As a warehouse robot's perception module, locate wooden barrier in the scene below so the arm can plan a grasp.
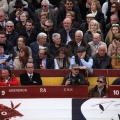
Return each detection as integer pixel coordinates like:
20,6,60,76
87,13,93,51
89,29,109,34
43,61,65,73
0,86,88,98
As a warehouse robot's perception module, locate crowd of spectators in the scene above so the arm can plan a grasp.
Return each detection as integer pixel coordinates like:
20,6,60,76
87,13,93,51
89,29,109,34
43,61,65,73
0,0,120,71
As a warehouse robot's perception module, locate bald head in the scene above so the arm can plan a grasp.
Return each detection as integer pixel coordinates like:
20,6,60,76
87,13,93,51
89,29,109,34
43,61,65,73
98,45,107,57
93,33,101,45
63,18,72,31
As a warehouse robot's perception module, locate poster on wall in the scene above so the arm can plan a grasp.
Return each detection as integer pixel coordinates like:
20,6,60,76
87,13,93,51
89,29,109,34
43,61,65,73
72,98,120,120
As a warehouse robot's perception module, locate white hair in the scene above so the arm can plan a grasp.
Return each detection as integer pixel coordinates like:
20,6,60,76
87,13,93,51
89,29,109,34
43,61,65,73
6,21,14,26
75,30,83,36
52,33,60,40
37,32,47,41
41,0,50,5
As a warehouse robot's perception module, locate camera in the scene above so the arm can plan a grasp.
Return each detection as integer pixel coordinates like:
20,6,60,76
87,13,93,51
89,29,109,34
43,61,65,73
69,78,77,85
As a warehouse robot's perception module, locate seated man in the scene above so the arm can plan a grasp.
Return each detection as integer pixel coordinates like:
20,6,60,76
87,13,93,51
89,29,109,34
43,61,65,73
61,64,89,85
20,62,42,85
0,68,19,86
0,43,13,69
70,46,93,75
33,47,57,69
88,76,108,98
92,45,112,69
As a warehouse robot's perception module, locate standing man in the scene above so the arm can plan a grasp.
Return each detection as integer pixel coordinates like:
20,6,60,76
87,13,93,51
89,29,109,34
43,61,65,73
20,62,42,85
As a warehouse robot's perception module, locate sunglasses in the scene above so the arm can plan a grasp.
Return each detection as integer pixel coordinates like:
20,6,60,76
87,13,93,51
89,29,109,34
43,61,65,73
6,26,13,28
73,68,79,71
44,24,52,28
16,6,23,8
97,80,104,83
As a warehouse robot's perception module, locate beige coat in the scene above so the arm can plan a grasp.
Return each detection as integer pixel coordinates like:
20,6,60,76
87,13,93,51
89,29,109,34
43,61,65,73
0,0,8,12
13,56,33,70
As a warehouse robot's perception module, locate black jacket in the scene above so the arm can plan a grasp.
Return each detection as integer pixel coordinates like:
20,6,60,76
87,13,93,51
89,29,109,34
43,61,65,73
20,72,42,85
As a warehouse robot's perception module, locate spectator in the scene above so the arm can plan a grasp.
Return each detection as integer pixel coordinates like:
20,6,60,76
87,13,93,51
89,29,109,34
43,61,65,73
105,14,120,38
5,21,20,46
36,12,48,30
0,0,8,13
106,2,120,25
8,0,28,15
15,11,28,34
0,68,19,86
35,0,57,26
30,32,50,58
0,31,16,59
55,47,70,69
58,11,80,30
111,46,120,69
59,18,77,45
13,46,33,69
57,0,82,27
0,10,8,31
70,46,93,74
80,13,95,35
92,45,112,69
14,36,32,57
83,20,104,43
112,77,120,85
20,19,39,46
50,33,66,58
68,30,91,57
105,24,120,47
88,33,107,56
61,63,89,85
86,0,105,30
33,47,55,69
9,0,37,26
108,33,120,56
20,62,42,85
0,43,13,69
88,75,108,98
39,19,57,43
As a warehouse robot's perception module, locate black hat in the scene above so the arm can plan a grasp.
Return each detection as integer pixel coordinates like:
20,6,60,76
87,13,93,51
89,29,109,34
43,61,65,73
13,0,26,8
77,46,86,53
0,43,7,50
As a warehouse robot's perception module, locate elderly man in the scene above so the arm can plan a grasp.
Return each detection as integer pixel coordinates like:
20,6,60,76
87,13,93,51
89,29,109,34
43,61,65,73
61,64,89,85
68,30,91,57
50,33,66,57
40,19,57,43
92,45,112,69
30,32,50,58
59,18,77,45
88,33,107,56
35,0,57,25
5,21,19,46
33,47,55,69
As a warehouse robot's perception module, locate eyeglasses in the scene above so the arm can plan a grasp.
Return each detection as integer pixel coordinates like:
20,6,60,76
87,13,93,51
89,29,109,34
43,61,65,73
97,80,104,83
111,6,116,8
73,68,79,71
44,24,52,28
18,40,24,42
41,5,47,7
6,26,13,28
0,36,5,38
112,24,119,27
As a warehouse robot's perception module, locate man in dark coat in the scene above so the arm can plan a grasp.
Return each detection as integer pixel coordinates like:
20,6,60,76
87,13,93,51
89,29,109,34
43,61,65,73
61,64,89,85
20,62,42,85
92,45,112,69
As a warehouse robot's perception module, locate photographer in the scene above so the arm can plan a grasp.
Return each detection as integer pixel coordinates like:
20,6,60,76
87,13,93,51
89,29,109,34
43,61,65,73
0,43,13,69
61,64,89,85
